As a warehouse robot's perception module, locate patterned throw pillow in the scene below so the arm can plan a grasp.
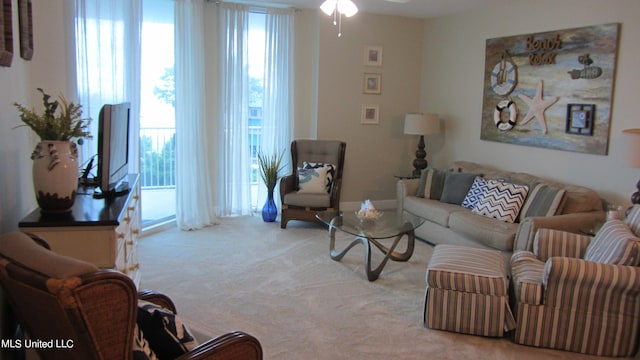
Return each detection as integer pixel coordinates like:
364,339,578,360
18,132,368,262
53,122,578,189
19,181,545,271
461,176,489,209
472,180,529,223
136,300,198,360
303,162,335,193
297,166,329,194
518,182,566,222
416,168,446,199
585,219,640,265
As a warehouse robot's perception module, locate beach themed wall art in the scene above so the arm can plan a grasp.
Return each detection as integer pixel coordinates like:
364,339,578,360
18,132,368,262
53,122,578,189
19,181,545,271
481,23,620,155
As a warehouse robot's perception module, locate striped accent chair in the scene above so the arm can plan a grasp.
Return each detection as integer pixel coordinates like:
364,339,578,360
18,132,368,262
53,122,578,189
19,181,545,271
510,217,640,357
424,244,515,337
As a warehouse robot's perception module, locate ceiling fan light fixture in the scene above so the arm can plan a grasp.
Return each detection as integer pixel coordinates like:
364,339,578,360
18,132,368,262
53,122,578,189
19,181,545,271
320,0,358,38
320,0,337,16
338,0,358,17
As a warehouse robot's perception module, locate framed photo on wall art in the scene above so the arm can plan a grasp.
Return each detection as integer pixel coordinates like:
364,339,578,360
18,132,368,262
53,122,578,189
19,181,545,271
363,73,381,94
361,104,379,124
364,46,382,66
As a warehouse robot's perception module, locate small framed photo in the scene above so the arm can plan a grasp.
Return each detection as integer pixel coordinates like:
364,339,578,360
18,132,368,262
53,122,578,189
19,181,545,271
364,46,383,66
361,104,379,125
363,73,381,95
565,103,595,136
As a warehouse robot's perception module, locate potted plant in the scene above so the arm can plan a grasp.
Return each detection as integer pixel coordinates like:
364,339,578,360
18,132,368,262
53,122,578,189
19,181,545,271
14,88,92,214
257,150,285,222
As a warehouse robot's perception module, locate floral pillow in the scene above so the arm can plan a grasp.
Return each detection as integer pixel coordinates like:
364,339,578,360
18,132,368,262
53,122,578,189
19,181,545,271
302,162,335,193
298,166,330,194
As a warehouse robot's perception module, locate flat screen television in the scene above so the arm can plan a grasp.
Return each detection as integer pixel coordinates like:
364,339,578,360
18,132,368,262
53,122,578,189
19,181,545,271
94,102,131,198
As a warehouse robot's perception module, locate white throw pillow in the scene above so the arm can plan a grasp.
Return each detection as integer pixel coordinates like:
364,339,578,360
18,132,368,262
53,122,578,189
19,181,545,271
303,162,335,193
297,166,329,194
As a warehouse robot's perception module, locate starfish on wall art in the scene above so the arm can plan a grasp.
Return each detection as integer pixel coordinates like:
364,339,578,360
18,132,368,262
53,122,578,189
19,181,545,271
517,80,558,135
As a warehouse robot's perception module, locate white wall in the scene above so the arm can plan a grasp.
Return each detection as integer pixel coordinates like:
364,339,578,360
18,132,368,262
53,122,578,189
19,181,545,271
422,0,640,209
0,0,72,233
317,11,425,204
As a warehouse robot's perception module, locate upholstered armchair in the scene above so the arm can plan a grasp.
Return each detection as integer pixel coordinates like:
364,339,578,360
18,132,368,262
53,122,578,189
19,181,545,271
279,139,346,229
0,231,262,360
510,205,640,357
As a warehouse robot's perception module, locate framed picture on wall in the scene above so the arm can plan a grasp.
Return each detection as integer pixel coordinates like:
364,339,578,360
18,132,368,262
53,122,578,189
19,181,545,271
361,104,379,124
364,46,382,66
363,73,381,94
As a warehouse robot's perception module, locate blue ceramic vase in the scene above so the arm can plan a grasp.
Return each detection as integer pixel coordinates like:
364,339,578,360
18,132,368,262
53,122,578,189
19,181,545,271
262,191,277,222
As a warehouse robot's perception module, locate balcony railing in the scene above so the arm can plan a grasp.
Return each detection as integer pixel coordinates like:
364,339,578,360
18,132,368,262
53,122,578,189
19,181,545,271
140,127,176,189
139,124,264,220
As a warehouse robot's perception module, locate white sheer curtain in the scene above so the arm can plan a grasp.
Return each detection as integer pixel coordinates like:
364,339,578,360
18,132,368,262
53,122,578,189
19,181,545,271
257,8,295,207
216,3,253,217
74,0,141,173
174,0,219,230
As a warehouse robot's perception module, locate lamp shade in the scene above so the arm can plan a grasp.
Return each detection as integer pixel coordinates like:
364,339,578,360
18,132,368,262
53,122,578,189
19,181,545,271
404,113,440,136
623,128,640,168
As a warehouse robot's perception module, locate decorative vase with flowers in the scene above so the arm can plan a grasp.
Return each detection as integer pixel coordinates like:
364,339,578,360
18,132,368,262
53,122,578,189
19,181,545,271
257,150,285,222
14,88,91,214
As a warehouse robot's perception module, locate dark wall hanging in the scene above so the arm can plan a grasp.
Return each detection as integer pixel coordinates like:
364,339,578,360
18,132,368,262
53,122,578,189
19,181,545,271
0,0,12,67
18,0,33,60
481,23,620,155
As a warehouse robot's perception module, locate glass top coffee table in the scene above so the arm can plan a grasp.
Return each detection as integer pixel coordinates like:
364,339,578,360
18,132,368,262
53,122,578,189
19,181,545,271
316,210,425,281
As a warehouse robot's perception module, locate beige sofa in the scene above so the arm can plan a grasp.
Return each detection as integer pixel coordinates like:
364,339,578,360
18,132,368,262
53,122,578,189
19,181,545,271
397,161,605,257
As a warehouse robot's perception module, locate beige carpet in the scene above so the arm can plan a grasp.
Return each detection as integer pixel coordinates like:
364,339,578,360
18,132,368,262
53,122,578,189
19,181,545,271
139,216,604,360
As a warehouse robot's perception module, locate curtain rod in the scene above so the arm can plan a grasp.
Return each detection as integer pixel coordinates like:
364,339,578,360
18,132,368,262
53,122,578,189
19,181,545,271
206,0,301,12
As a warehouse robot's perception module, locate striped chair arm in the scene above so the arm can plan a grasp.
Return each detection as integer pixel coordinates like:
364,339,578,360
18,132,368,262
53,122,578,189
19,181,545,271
542,257,640,313
510,251,545,305
533,228,591,261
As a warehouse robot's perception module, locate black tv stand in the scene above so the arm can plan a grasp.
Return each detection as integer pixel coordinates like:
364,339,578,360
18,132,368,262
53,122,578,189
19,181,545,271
93,180,131,199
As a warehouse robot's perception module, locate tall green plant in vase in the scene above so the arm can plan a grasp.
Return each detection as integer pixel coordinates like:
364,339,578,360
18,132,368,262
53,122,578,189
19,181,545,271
14,88,92,214
257,150,285,222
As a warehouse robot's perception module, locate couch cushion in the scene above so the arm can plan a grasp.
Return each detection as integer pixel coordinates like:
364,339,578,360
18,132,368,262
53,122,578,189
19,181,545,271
624,204,640,237
404,196,464,227
453,162,603,215
518,183,566,222
440,172,480,205
472,180,529,223
448,210,519,251
283,191,331,208
417,167,446,199
558,184,603,214
584,220,640,265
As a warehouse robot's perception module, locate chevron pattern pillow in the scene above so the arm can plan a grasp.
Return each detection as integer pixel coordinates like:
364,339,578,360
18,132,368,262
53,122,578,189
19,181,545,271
472,180,529,223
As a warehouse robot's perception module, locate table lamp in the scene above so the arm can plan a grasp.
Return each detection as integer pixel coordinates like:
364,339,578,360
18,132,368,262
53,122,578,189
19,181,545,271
623,128,640,215
404,113,440,177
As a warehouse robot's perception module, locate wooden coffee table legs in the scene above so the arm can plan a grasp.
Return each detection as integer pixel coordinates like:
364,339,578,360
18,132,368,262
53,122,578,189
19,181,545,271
328,225,415,281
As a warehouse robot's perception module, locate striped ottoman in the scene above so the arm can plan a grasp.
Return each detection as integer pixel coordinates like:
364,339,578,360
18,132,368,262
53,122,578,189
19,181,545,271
424,244,515,337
